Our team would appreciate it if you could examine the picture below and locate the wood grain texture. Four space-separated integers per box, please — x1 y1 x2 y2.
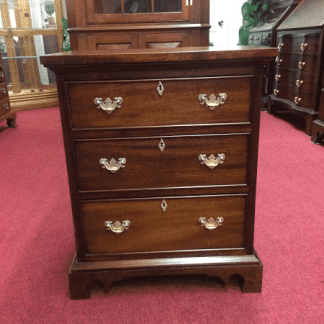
81 195 246 255
41 46 278 67
69 252 263 299
74 134 248 191
277 31 322 54
269 19 324 135
67 76 252 129
40 46 278 299
65 0 209 50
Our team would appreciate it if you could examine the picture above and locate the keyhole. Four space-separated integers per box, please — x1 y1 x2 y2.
161 199 167 212
157 81 164 96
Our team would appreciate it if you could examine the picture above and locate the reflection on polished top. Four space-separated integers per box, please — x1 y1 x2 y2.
40 46 279 66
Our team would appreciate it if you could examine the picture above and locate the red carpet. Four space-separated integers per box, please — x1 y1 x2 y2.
0 107 323 323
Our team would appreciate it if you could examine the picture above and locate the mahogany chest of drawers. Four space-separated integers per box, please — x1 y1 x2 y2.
268 0 324 136
0 52 17 129
41 46 278 299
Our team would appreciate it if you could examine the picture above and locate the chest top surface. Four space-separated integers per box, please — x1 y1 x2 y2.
41 46 278 68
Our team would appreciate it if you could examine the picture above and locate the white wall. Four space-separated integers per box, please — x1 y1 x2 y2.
209 0 245 47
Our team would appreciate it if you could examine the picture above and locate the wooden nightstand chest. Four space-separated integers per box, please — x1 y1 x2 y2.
41 46 278 299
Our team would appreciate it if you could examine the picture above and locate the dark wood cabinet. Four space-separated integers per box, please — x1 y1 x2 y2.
0 52 17 130
41 46 278 299
248 0 300 107
66 0 210 50
268 0 324 136
311 71 324 143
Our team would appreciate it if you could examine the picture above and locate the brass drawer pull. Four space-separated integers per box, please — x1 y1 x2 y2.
105 220 130 234
275 57 282 65
100 157 126 173
278 43 284 50
199 217 224 230
0 87 6 94
274 89 279 96
3 103 9 110
275 74 281 81
296 80 303 88
298 61 306 70
294 97 302 105
94 97 123 114
199 153 225 169
198 93 227 110
300 43 308 51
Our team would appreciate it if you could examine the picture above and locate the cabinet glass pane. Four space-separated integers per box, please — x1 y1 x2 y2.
124 0 151 13
154 0 182 13
95 0 152 14
95 0 122 14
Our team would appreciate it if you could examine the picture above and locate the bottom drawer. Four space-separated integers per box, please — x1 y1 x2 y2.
81 195 246 255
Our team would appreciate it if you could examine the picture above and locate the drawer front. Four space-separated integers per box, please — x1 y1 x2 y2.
294 89 316 109
275 54 319 74
81 195 246 255
74 134 248 192
278 32 321 54
261 33 271 46
144 32 188 48
0 97 10 116
251 33 262 45
274 68 316 93
67 76 252 129
88 34 139 51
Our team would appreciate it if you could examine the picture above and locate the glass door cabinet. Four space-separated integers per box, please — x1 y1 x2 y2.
66 0 210 50
88 0 188 23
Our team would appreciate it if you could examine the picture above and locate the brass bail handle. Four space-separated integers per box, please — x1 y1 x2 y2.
199 153 225 169
199 217 224 230
94 97 123 114
100 157 126 173
198 93 227 110
105 220 130 234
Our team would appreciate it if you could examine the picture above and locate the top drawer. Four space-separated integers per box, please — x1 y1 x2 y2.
277 32 321 54
66 76 252 130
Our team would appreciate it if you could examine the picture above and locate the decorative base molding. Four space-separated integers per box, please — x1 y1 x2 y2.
0 111 17 132
268 94 318 136
69 252 263 299
9 88 58 111
311 118 324 144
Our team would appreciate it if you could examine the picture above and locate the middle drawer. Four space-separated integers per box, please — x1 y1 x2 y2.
74 134 248 192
